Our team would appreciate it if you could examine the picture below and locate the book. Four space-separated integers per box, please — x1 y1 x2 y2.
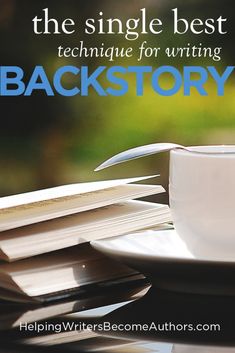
0 175 171 302
0 200 170 261
0 175 161 232
0 244 139 302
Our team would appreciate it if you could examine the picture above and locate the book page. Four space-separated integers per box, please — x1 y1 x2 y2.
0 201 170 261
0 183 164 231
0 175 158 209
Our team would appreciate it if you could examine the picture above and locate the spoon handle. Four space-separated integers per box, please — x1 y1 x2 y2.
95 143 184 171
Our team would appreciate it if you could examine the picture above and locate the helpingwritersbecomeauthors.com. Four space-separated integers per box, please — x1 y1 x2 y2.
19 321 221 334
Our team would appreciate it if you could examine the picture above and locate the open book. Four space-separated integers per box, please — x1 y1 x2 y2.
0 175 171 302
0 175 161 231
0 200 170 261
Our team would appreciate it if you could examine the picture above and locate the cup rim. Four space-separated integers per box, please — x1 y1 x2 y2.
171 145 235 156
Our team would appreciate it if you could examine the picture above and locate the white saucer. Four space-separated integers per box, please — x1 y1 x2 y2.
91 229 235 295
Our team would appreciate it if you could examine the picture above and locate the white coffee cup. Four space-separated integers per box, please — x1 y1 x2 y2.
169 145 235 260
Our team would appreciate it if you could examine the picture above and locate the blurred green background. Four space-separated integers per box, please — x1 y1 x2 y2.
0 0 235 204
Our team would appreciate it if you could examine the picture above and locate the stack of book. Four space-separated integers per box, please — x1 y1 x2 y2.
0 175 171 303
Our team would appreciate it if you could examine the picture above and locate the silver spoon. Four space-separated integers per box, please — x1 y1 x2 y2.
95 143 234 171
94 143 187 171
